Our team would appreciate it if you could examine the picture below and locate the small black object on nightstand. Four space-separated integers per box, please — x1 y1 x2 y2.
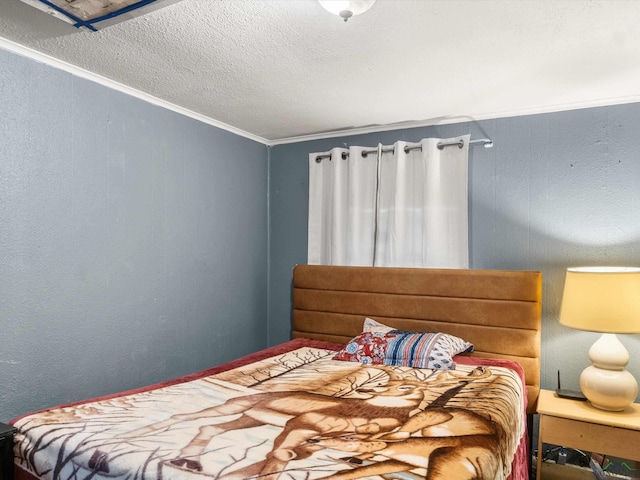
556 370 587 401
0 423 16 480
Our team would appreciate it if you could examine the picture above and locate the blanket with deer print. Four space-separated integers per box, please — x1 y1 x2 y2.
13 344 526 480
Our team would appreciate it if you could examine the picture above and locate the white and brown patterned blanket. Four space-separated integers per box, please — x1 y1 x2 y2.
13 346 525 480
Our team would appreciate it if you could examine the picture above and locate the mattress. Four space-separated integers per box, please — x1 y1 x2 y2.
12 338 528 480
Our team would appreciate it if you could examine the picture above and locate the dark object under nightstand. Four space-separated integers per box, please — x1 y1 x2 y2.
0 423 16 480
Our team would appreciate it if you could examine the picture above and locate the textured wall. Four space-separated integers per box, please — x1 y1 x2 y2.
4 39 640 427
269 105 640 399
0 49 268 421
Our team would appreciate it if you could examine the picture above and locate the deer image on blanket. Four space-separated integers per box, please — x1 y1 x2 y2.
308 406 503 480
118 366 491 480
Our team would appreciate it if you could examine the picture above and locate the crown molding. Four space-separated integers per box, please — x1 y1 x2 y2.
4 37 640 149
269 95 640 146
0 37 269 146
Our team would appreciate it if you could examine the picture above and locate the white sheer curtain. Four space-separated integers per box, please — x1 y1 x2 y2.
308 135 469 268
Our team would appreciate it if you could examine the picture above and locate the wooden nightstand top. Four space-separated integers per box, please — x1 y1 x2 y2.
538 389 640 431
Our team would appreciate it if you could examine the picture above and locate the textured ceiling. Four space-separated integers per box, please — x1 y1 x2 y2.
1 0 640 144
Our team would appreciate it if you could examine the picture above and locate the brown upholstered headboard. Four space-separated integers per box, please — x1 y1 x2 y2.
292 265 542 414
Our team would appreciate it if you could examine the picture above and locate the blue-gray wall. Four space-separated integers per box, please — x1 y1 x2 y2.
269 106 640 400
4 42 640 425
0 48 268 420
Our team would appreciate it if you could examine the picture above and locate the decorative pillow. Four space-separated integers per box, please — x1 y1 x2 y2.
362 317 394 334
333 329 473 370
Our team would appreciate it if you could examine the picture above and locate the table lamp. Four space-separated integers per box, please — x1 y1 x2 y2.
559 267 640 411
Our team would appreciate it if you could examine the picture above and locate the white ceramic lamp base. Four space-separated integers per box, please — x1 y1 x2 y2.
580 333 638 411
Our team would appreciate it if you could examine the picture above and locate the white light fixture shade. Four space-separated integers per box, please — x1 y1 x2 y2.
559 267 640 411
318 0 376 21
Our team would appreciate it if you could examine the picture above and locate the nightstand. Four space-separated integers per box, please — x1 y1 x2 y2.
536 389 640 480
0 423 16 480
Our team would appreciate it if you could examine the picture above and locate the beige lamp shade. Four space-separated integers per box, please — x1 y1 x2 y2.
559 267 640 334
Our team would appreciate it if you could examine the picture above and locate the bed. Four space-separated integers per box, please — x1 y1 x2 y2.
10 265 542 480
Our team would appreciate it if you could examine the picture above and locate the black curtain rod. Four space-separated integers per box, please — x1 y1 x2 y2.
314 137 493 162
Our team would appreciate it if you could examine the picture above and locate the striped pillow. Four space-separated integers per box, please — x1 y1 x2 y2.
333 330 473 370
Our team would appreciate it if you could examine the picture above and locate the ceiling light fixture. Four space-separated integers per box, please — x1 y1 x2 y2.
318 0 376 22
